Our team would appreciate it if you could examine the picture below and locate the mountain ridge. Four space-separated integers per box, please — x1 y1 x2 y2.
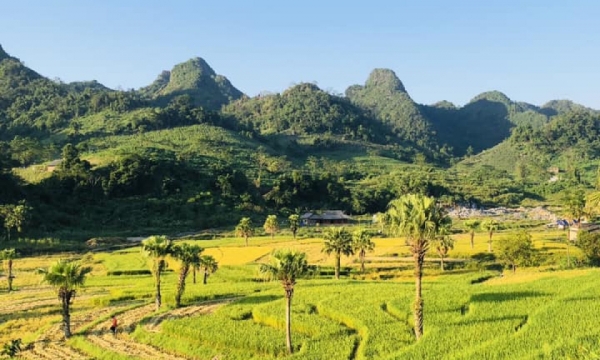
140 57 243 110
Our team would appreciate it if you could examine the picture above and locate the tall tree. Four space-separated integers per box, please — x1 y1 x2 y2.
172 243 204 307
141 235 172 310
322 227 354 280
235 217 253 247
577 231 600 266
433 226 454 271
263 215 279 240
288 214 300 240
564 190 587 266
564 189 587 224
352 229 375 273
481 219 499 253
0 203 30 242
496 231 535 273
200 255 219 284
463 219 480 249
0 249 17 291
259 250 308 354
387 194 449 340
38 260 92 338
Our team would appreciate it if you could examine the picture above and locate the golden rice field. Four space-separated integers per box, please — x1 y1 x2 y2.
0 227 597 359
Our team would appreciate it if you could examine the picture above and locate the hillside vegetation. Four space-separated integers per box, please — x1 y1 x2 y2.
0 43 599 239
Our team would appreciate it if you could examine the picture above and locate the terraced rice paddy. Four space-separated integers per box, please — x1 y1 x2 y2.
1 229 598 359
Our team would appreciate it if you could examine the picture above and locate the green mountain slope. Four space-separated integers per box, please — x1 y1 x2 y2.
423 91 551 155
345 69 436 149
140 57 243 110
223 82 393 143
457 111 600 185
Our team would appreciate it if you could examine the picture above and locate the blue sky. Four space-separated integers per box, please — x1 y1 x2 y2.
1 0 598 108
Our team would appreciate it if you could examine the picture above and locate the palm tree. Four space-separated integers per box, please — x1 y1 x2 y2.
481 219 499 253
564 189 587 224
374 212 390 235
0 249 17 291
141 235 172 310
38 260 92 338
433 226 454 271
564 190 587 266
200 255 219 284
463 219 480 249
289 214 300 240
172 243 204 307
236 217 253 246
352 229 375 273
259 250 308 354
263 215 279 240
322 227 354 280
387 194 449 340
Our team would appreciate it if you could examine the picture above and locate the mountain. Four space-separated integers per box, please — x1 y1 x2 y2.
65 80 111 92
423 91 555 155
458 110 600 183
540 100 599 117
140 57 243 110
0 44 9 61
345 69 436 150
222 82 396 143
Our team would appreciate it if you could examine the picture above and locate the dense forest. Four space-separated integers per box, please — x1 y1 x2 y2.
0 43 599 240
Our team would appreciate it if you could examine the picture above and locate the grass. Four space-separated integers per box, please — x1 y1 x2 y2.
0 226 597 359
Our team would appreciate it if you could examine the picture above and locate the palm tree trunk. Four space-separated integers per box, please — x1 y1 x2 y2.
203 270 208 284
193 267 197 284
360 250 365 274
488 233 493 253
7 259 13 292
155 271 162 310
566 233 571 268
175 265 189 308
470 232 475 249
512 263 516 273
62 293 71 338
285 288 293 354
335 253 341 280
413 241 425 340
271 232 274 240
440 256 444 271
245 235 248 247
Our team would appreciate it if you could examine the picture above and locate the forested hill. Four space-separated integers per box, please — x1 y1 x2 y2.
345 69 438 151
1 43 600 239
420 91 549 154
458 111 600 185
223 82 395 143
139 57 243 110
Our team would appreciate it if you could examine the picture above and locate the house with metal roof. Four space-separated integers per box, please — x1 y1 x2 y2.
300 210 353 226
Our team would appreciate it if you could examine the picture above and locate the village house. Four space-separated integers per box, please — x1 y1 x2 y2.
46 159 63 172
569 223 600 242
300 210 353 226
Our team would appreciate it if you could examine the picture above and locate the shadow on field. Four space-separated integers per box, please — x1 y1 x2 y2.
561 295 598 302
471 291 547 302
234 295 281 305
0 305 61 322
459 315 524 326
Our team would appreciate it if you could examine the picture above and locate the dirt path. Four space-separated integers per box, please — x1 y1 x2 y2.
145 298 236 332
0 294 96 315
85 303 190 360
21 340 90 360
19 305 121 360
21 298 239 359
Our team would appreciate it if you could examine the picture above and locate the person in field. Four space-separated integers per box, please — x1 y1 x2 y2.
110 316 117 336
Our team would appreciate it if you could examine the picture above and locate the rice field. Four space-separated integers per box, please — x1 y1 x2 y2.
0 227 598 359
